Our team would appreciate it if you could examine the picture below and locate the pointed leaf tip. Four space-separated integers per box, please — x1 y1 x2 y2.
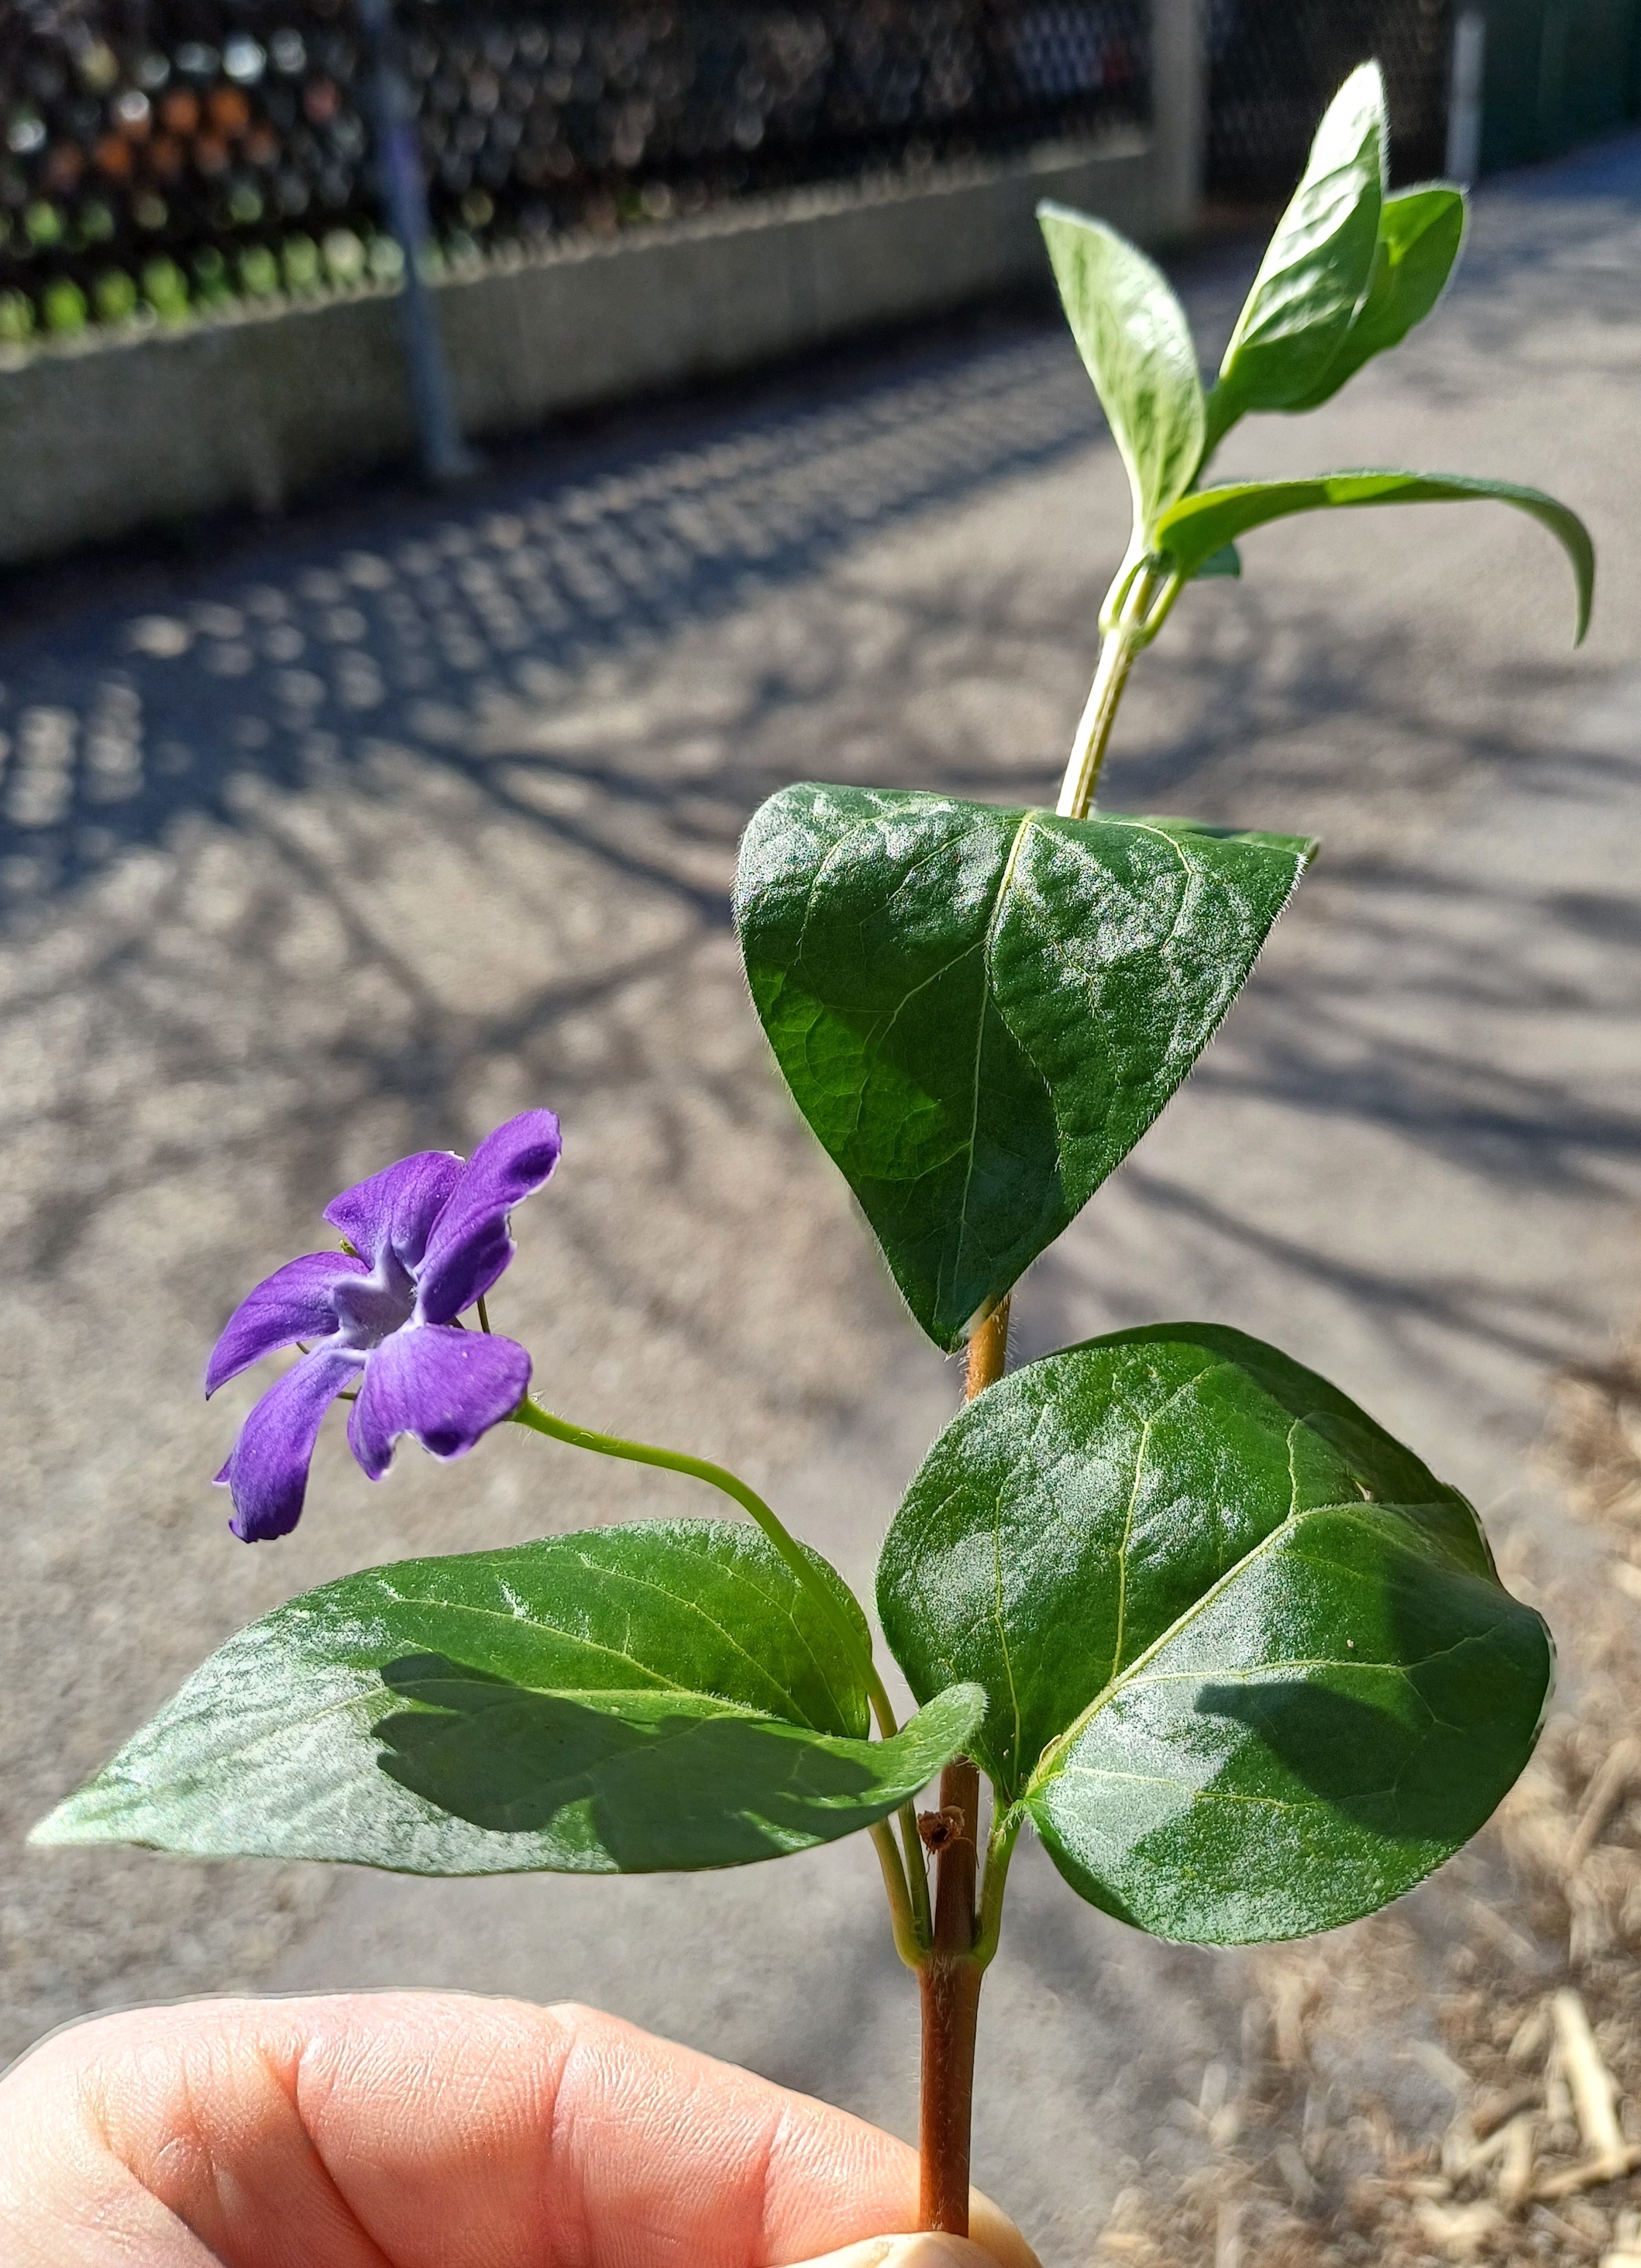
1216 63 1387 425
737 789 1312 1351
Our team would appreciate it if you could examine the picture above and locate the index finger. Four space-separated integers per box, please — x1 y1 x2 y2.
0 1991 1039 2268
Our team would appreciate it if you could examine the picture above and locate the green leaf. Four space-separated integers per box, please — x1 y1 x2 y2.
33 1521 985 1875
1288 184 1467 411
1154 470 1594 642
877 1324 1552 1944
1196 541 1241 579
736 788 1313 1352
1213 63 1386 423
1038 201 1204 535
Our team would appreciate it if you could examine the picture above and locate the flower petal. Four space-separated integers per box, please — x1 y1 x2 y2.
415 1110 562 1325
205 1251 370 1396
217 1347 359 1542
346 1325 531 1481
324 1151 465 1273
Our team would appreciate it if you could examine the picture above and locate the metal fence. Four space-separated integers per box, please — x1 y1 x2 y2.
0 0 1490 348
0 1 1151 339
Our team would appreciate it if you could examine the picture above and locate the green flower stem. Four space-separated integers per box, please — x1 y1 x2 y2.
1056 559 1163 819
509 1393 934 1950
897 1800 934 1951
970 1802 1023 1972
510 1396 879 1702
872 1819 927 1967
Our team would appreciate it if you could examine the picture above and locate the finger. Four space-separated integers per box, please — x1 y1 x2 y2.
0 1993 1039 2268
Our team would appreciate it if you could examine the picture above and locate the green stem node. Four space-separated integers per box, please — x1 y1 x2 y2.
1056 559 1165 818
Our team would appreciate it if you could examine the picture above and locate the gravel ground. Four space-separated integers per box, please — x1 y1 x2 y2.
3 133 1639 2264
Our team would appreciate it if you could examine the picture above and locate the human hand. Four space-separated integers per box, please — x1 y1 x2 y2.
0 1991 1039 2268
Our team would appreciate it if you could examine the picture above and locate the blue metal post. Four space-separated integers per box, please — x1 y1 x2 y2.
356 0 476 483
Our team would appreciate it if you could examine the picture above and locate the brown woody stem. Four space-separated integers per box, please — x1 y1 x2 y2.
917 1302 1011 2232
919 1757 982 2235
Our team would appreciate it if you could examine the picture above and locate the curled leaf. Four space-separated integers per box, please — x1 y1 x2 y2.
1155 470 1594 642
1213 63 1387 430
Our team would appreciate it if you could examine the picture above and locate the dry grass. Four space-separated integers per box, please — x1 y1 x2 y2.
1093 1338 1641 2268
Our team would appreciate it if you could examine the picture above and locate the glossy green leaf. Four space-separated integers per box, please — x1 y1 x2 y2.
1196 542 1242 579
1213 63 1386 427
1038 201 1204 535
33 1522 984 1874
877 1324 1551 1943
1154 471 1594 642
736 788 1313 1352
1288 184 1467 411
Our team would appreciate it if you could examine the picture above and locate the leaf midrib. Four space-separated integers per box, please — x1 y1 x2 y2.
949 810 1036 1306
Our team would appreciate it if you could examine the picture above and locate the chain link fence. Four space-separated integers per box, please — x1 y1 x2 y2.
0 0 1151 340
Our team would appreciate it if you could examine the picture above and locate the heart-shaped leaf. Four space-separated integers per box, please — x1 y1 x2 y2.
1208 62 1386 446
1038 201 1204 537
1288 184 1467 411
34 1522 984 1874
736 787 1313 1351
877 1324 1551 1943
1153 470 1594 641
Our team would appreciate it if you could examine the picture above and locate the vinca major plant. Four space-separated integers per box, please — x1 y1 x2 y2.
36 65 1594 2241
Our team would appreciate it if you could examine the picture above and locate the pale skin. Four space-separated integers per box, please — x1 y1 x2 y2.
0 1991 1040 2268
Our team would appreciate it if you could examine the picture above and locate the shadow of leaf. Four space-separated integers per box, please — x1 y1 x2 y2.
1190 1670 1526 1845
372 1652 882 1870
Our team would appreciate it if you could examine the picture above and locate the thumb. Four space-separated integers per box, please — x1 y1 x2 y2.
790 2239 1034 2268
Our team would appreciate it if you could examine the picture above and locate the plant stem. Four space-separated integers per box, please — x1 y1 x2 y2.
1056 561 1162 820
872 1819 927 1967
919 534 1167 2230
920 1757 983 2235
965 1299 1010 1398
509 1396 896 1733
971 1803 1023 1969
922 544 1167 2202
913 1299 1017 2229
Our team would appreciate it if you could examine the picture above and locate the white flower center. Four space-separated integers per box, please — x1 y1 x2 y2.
331 1252 418 1351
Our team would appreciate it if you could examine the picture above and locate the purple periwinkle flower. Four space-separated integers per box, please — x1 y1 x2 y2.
206 1110 562 1542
